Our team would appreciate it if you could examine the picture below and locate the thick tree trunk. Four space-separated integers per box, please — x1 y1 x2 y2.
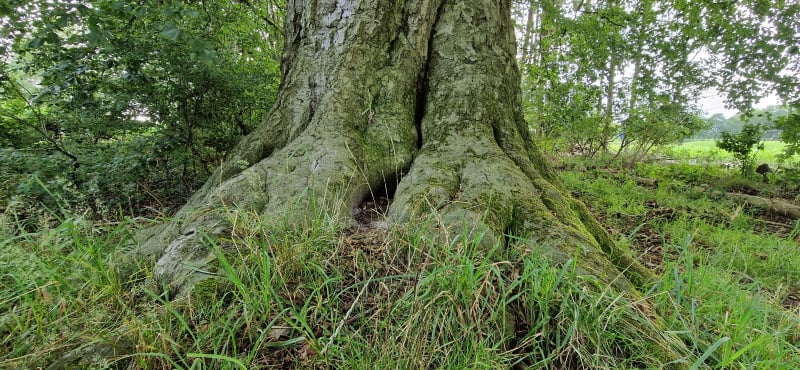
121 0 688 365
128 0 435 294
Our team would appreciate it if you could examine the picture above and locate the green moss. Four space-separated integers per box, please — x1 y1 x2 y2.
191 277 234 311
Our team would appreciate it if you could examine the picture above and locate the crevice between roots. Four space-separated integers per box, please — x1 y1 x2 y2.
353 173 400 230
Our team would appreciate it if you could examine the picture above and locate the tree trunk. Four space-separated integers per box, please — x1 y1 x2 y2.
520 0 536 65
123 0 688 365
616 0 651 159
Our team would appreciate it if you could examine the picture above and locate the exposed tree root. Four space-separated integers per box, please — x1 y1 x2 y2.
52 0 692 367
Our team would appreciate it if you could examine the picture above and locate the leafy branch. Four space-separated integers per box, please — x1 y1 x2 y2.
1 74 80 171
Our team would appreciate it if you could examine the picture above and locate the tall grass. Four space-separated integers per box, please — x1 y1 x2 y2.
0 214 135 369
561 166 800 368
2 165 799 368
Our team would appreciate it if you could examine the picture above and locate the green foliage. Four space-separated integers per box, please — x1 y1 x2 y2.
696 2 800 108
517 1 799 154
716 124 764 175
0 87 39 147
775 104 800 160
622 101 709 158
529 81 607 155
0 0 284 218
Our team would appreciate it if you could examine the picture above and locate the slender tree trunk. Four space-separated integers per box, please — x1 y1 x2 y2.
602 54 617 152
616 0 651 158
530 0 555 137
121 0 688 366
599 0 619 153
521 0 537 65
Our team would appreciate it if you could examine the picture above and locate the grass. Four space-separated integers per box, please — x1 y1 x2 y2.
2 158 799 369
0 214 134 368
560 164 800 368
666 140 791 165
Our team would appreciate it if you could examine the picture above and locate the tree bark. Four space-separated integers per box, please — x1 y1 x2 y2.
725 192 800 219
520 0 536 65
615 0 651 158
121 0 688 365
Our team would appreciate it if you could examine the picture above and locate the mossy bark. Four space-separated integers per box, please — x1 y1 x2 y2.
125 0 439 295
121 0 687 365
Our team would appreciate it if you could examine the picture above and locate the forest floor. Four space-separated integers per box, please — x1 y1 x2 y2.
1 155 799 369
558 159 800 312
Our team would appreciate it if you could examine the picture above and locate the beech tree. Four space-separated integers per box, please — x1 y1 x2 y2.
115 0 691 365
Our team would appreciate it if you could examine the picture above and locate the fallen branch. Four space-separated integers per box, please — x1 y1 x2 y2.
725 192 800 219
632 176 659 188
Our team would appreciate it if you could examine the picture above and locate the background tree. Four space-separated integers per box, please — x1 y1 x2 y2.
514 0 798 157
689 106 788 141
776 104 800 159
0 0 283 216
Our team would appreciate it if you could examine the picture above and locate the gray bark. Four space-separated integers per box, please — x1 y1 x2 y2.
113 0 689 366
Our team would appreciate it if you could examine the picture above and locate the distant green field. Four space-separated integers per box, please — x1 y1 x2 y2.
667 140 789 164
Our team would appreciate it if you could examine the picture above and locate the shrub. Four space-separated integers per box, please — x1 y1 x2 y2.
716 123 764 176
776 106 800 161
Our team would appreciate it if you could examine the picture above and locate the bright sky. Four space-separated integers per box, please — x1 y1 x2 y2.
697 89 782 118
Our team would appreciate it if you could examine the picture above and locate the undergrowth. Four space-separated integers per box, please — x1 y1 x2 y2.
561 161 800 368
2 158 799 369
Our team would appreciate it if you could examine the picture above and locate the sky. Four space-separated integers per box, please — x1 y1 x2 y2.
697 89 782 118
